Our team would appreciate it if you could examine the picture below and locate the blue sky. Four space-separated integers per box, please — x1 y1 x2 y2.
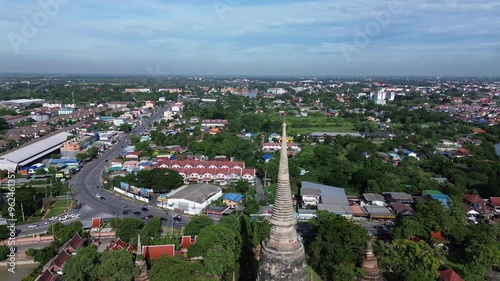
0 0 499 76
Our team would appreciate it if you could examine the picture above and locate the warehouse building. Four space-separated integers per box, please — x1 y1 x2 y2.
160 183 223 215
0 132 72 171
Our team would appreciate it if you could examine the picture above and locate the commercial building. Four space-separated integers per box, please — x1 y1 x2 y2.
160 183 223 215
0 132 72 171
1 98 46 108
300 181 352 219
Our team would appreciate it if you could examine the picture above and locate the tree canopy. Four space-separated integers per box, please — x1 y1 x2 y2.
183 215 214 236
308 211 370 281
122 168 184 193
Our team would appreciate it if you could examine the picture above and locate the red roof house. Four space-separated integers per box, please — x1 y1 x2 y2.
36 269 59 281
430 231 446 243
66 233 85 253
180 236 197 250
142 244 175 260
463 194 486 214
48 250 70 271
108 238 136 253
91 218 102 230
439 269 464 281
491 197 500 207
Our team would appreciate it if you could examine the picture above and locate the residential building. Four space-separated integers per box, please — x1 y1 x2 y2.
266 88 287 95
124 88 150 93
221 193 244 208
201 119 229 128
31 112 52 122
60 136 92 158
301 188 321 207
58 107 75 115
423 190 451 207
439 269 464 281
362 193 386 206
463 194 486 215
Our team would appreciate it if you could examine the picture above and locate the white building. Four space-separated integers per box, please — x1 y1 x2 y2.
124 88 150 93
267 88 287 95
31 112 51 122
113 115 131 127
163 111 174 121
301 188 321 207
369 88 396 105
58 107 76 115
201 119 229 128
161 183 223 215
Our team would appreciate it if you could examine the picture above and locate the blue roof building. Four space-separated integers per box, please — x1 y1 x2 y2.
429 194 451 207
222 193 244 204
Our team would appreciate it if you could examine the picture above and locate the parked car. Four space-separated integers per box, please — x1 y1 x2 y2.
28 224 38 228
96 194 101 198
173 215 182 222
133 211 141 216
141 207 149 212
100 197 106 201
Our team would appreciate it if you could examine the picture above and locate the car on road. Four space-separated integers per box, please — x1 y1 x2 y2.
173 215 182 222
100 197 106 201
141 207 149 212
133 211 141 216
374 225 384 229
160 217 168 222
28 224 38 228
44 221 52 225
96 194 101 198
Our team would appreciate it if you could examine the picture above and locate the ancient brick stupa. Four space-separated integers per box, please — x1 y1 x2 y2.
359 240 384 281
257 122 306 281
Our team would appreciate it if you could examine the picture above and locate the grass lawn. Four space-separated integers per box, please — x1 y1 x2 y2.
306 265 322 281
287 117 356 135
45 200 74 218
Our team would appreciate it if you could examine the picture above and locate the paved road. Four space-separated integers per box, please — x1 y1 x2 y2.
17 103 189 236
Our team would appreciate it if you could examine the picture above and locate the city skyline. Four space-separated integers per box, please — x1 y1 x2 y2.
1 0 499 76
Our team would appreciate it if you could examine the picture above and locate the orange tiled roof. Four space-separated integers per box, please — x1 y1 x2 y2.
430 231 446 243
440 269 464 281
142 244 175 260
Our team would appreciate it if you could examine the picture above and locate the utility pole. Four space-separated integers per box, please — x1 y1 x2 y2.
21 203 25 221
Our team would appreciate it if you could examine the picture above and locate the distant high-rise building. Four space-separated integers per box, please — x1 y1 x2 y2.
257 122 306 281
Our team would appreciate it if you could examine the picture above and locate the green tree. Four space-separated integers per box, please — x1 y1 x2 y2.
184 215 214 236
97 249 138 281
124 168 184 193
76 152 87 162
308 211 370 281
0 225 9 240
378 239 439 281
194 224 242 279
0 245 9 260
48 221 83 242
392 217 427 239
218 215 241 233
205 244 235 279
149 255 208 281
116 218 144 243
332 262 358 281
63 246 99 281
142 217 162 245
